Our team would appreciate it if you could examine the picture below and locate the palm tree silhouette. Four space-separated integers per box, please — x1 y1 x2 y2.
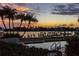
2 6 17 33
3 6 17 33
26 13 36 29
15 14 25 28
27 14 38 27
0 5 38 38
10 9 17 29
21 13 38 37
15 13 26 34
0 9 7 29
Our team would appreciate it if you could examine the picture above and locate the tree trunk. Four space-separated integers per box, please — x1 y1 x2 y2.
16 21 23 34
28 21 31 29
12 20 14 34
9 18 11 34
19 21 23 28
1 16 6 29
21 21 31 38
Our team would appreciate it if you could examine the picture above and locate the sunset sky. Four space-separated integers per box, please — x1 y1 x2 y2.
0 3 79 28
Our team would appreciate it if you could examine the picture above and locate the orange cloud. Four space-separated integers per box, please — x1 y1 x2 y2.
16 6 32 12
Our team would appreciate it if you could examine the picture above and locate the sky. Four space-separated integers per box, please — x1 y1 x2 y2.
0 3 79 28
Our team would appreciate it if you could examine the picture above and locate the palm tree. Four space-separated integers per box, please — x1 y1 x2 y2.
15 14 26 34
2 6 17 33
10 9 17 29
2 6 11 30
21 13 38 37
15 14 25 28
26 13 35 29
0 9 7 29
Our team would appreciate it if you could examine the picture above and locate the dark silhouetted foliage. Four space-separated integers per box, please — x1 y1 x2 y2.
0 41 48 56
65 36 79 56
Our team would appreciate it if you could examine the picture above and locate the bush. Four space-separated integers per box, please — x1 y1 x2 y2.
65 37 79 56
0 41 48 56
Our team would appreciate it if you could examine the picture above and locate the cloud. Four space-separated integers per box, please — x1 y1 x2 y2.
51 3 79 15
0 3 32 12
